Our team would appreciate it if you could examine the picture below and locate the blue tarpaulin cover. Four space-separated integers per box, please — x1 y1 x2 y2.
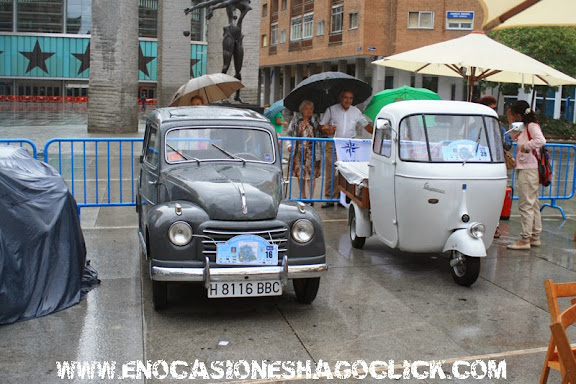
0 147 96 325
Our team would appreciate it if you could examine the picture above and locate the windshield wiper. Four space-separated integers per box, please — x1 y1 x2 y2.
211 143 245 164
166 144 200 165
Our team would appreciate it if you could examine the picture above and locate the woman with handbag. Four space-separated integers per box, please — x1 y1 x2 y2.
506 100 546 250
476 96 513 238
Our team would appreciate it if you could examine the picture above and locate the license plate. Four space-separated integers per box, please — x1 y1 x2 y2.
216 234 278 266
208 281 282 298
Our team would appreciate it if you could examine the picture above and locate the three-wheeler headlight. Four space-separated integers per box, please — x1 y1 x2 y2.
468 222 485 239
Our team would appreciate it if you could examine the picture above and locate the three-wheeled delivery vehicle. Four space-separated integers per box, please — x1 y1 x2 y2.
338 100 507 286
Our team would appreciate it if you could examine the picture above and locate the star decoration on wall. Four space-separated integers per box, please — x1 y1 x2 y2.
72 44 90 74
139 46 155 78
20 41 55 74
190 58 200 78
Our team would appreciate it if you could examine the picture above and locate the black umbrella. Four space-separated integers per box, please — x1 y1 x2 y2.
283 71 372 113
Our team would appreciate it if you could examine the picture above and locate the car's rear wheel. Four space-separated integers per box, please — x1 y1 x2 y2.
152 280 167 310
293 277 320 304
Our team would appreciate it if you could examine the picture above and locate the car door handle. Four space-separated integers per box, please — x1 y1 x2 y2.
367 164 374 167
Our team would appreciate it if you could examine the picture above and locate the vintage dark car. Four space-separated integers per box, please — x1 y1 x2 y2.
136 106 327 309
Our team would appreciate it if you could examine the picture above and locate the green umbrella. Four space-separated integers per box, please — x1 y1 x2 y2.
363 86 441 122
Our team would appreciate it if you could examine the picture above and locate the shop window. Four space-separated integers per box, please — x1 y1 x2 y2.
422 76 439 93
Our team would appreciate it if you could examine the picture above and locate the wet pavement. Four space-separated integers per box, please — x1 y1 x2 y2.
1 103 576 383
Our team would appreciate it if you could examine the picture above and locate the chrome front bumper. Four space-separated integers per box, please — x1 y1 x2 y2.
150 256 328 288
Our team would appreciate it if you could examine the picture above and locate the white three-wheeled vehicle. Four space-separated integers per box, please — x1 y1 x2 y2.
339 100 507 286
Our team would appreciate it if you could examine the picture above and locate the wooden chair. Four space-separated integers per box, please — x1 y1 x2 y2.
550 303 576 383
541 280 576 384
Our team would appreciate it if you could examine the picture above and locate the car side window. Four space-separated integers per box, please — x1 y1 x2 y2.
144 124 159 167
372 118 392 158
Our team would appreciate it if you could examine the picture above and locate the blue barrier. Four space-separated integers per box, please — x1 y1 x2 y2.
0 139 37 158
2 137 575 218
43 138 143 211
510 143 576 219
279 137 338 203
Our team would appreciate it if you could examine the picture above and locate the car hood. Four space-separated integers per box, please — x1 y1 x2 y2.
163 163 282 220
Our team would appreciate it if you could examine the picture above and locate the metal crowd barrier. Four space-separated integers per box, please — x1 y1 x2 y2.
510 143 576 219
43 138 143 211
0 139 37 158
1 138 575 218
279 137 338 204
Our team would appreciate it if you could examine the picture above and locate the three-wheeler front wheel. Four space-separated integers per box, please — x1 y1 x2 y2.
450 250 480 286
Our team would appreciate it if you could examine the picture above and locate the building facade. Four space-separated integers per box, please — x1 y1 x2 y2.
0 0 208 102
259 0 486 107
258 0 575 121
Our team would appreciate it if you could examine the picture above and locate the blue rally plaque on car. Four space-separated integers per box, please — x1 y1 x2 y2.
216 235 278 265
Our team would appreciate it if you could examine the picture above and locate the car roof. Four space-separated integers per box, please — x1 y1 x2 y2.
379 100 499 119
151 106 271 126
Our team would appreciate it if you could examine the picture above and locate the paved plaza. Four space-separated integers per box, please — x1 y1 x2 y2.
1 103 576 383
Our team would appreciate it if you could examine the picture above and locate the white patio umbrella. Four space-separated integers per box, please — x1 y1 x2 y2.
480 0 576 30
169 73 244 106
372 31 576 101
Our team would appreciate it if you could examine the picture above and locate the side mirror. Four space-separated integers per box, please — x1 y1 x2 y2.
376 118 391 130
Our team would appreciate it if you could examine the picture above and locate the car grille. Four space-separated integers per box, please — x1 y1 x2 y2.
201 226 288 261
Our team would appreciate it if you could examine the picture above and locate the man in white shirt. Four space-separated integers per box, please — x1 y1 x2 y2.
318 90 373 208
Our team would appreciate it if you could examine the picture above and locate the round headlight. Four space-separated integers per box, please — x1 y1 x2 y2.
168 221 193 246
468 223 485 239
291 219 314 243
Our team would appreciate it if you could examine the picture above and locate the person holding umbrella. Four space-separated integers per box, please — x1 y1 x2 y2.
286 100 321 205
318 90 373 208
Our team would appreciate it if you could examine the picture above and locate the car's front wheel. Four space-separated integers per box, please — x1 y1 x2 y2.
152 280 167 310
293 278 320 304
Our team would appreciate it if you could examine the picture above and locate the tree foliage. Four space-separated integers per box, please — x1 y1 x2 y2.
489 27 576 78
487 27 576 113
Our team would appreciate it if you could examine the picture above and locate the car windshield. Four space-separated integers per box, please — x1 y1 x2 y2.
398 114 504 163
165 126 276 164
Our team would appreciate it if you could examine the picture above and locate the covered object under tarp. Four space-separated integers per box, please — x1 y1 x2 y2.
0 147 92 325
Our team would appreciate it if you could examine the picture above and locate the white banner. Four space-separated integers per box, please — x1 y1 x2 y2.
334 138 372 162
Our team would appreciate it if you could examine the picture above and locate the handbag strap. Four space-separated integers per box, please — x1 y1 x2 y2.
525 124 540 161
